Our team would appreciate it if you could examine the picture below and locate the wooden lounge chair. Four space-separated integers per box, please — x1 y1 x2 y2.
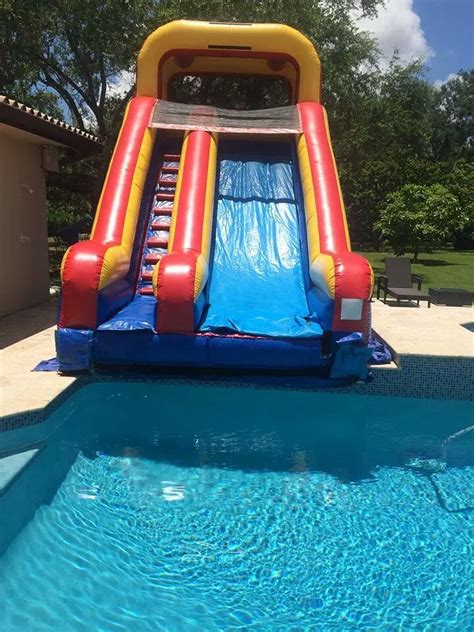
376 257 431 307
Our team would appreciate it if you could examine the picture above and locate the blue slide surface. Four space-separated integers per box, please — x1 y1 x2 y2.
200 143 323 338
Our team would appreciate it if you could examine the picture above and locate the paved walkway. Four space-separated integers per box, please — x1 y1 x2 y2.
1 298 472 417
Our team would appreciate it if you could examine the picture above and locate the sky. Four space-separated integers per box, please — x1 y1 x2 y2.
355 0 474 84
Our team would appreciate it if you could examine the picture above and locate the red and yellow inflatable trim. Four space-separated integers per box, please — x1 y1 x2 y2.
297 102 374 334
59 96 156 329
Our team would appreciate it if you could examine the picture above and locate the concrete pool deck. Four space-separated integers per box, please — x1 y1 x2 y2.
1 298 473 418
371 300 473 358
1 299 75 418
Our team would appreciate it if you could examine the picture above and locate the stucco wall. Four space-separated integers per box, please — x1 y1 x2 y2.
0 132 49 317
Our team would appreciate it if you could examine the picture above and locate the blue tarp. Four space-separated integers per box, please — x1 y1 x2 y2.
32 357 59 372
368 334 393 365
200 146 323 338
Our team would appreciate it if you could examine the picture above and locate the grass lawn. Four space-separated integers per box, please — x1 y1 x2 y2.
358 250 474 292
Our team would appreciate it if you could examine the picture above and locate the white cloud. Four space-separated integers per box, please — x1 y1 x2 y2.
108 70 135 98
355 0 434 68
433 72 460 89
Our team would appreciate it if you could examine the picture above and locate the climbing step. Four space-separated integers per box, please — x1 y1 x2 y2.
137 151 180 296
151 221 171 231
147 236 169 248
139 286 154 296
141 270 154 281
153 207 173 216
145 253 164 265
158 178 177 187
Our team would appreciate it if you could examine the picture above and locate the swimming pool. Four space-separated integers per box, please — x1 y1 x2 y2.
0 382 473 630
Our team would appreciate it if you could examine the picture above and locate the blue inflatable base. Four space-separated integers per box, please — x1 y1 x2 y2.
56 328 370 380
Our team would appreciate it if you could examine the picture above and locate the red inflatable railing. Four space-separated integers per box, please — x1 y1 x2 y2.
297 102 373 335
59 97 156 329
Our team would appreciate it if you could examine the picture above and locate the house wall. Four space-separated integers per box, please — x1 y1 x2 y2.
0 132 49 317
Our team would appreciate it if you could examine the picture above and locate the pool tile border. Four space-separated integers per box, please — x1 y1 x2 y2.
1 353 472 434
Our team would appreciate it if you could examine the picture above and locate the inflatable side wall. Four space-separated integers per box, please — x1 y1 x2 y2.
59 96 157 329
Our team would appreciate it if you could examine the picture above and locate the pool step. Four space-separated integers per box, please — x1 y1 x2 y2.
0 447 42 494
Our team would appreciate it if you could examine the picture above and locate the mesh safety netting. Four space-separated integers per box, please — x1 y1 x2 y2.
149 100 301 134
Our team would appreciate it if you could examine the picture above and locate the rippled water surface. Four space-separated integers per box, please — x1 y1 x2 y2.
0 382 473 631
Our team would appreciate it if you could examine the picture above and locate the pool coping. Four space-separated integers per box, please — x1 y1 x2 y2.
1 352 473 434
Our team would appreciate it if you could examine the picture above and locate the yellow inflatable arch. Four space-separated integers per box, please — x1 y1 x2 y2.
137 20 321 103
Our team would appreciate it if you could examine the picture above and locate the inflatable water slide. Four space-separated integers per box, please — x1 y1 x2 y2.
57 21 373 379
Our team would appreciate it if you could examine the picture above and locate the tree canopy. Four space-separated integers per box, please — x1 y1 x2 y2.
375 184 467 260
1 0 472 251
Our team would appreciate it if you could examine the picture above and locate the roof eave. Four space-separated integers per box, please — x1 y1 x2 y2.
0 97 102 158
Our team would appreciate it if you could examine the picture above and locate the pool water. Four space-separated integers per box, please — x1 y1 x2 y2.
0 382 473 631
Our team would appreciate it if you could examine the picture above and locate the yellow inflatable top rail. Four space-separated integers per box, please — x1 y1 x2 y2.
137 20 321 103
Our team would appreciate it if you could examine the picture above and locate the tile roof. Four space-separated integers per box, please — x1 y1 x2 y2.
0 95 102 157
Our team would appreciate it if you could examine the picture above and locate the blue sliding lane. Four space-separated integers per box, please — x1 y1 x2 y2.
200 142 322 338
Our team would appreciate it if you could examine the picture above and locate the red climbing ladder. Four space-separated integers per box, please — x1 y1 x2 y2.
137 153 180 295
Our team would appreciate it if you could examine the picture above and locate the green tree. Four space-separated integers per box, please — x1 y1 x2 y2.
375 184 467 261
1 0 380 136
1 0 381 176
342 61 439 245
1 0 163 240
0 0 160 138
443 159 474 248
6 0 471 256
432 70 474 162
